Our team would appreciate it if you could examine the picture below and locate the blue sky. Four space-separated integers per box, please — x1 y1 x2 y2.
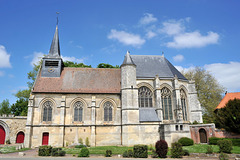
0 0 240 104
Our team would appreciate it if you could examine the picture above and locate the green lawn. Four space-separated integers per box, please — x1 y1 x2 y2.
0 146 30 154
63 144 240 155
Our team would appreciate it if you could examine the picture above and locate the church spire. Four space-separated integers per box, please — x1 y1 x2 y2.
121 51 136 66
48 25 61 57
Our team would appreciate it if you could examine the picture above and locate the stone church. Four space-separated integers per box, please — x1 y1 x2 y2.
21 25 203 148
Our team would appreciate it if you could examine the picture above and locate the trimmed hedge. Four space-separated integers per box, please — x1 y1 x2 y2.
38 146 52 156
51 148 66 156
178 137 194 146
133 145 148 158
209 137 240 147
217 139 232 153
123 149 133 158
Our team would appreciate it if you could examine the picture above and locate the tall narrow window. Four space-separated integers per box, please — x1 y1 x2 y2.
161 87 173 120
180 89 188 121
74 101 83 122
43 101 53 121
138 86 153 108
104 101 113 121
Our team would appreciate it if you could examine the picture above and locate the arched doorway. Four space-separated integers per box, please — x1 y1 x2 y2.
0 125 6 144
16 131 25 143
199 128 207 143
42 132 49 145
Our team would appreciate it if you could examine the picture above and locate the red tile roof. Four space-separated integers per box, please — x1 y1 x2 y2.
32 67 121 94
216 92 240 109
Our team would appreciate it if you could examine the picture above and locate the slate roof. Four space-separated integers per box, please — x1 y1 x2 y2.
139 108 161 122
121 51 136 66
130 55 187 80
45 25 61 58
32 67 121 93
216 92 240 110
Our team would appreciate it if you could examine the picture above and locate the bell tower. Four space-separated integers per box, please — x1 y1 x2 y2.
41 25 63 77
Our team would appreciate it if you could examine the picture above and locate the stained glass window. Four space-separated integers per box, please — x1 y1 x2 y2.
161 87 173 120
180 89 188 121
138 86 153 108
104 101 113 121
43 101 53 122
74 101 83 121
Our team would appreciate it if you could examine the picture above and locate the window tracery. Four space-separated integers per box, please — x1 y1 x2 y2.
161 87 173 120
74 101 83 122
138 86 153 108
180 89 188 121
43 101 53 122
104 101 113 121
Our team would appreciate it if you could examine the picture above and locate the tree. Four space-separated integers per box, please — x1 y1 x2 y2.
64 61 91 68
10 98 28 116
97 63 120 68
0 99 11 115
182 67 225 123
215 98 240 133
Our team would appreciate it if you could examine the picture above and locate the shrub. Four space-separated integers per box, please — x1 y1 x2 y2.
85 137 90 147
78 138 83 144
206 145 213 154
209 137 223 145
51 148 66 156
217 139 232 153
151 150 158 158
155 139 168 158
178 137 194 146
183 149 189 156
123 151 128 157
105 150 112 157
75 144 86 148
219 152 229 160
122 149 133 158
149 144 154 151
171 142 183 158
133 145 148 158
6 139 10 144
78 147 89 157
38 146 52 156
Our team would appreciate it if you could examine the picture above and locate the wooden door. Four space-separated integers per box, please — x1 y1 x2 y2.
42 132 49 145
0 125 5 144
16 132 25 143
199 129 207 143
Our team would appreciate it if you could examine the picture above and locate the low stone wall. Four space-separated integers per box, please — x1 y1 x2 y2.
215 129 240 139
0 116 27 144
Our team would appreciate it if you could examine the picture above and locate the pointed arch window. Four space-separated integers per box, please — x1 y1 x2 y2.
161 87 173 120
104 101 113 121
180 89 188 121
138 86 153 108
43 101 53 122
74 101 83 122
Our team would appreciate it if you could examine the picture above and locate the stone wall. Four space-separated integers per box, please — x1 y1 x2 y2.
0 116 27 144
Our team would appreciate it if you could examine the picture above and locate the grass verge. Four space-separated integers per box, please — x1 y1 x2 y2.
0 146 30 154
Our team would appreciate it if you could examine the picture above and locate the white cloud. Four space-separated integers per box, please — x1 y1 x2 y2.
31 52 44 66
167 31 219 48
0 71 4 77
173 54 184 62
159 18 219 49
146 31 157 39
160 20 185 36
204 62 240 92
0 45 11 68
175 66 194 73
62 56 84 63
108 29 145 47
139 13 157 25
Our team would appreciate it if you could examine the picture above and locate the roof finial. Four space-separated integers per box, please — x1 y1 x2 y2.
56 12 60 25
162 51 164 57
